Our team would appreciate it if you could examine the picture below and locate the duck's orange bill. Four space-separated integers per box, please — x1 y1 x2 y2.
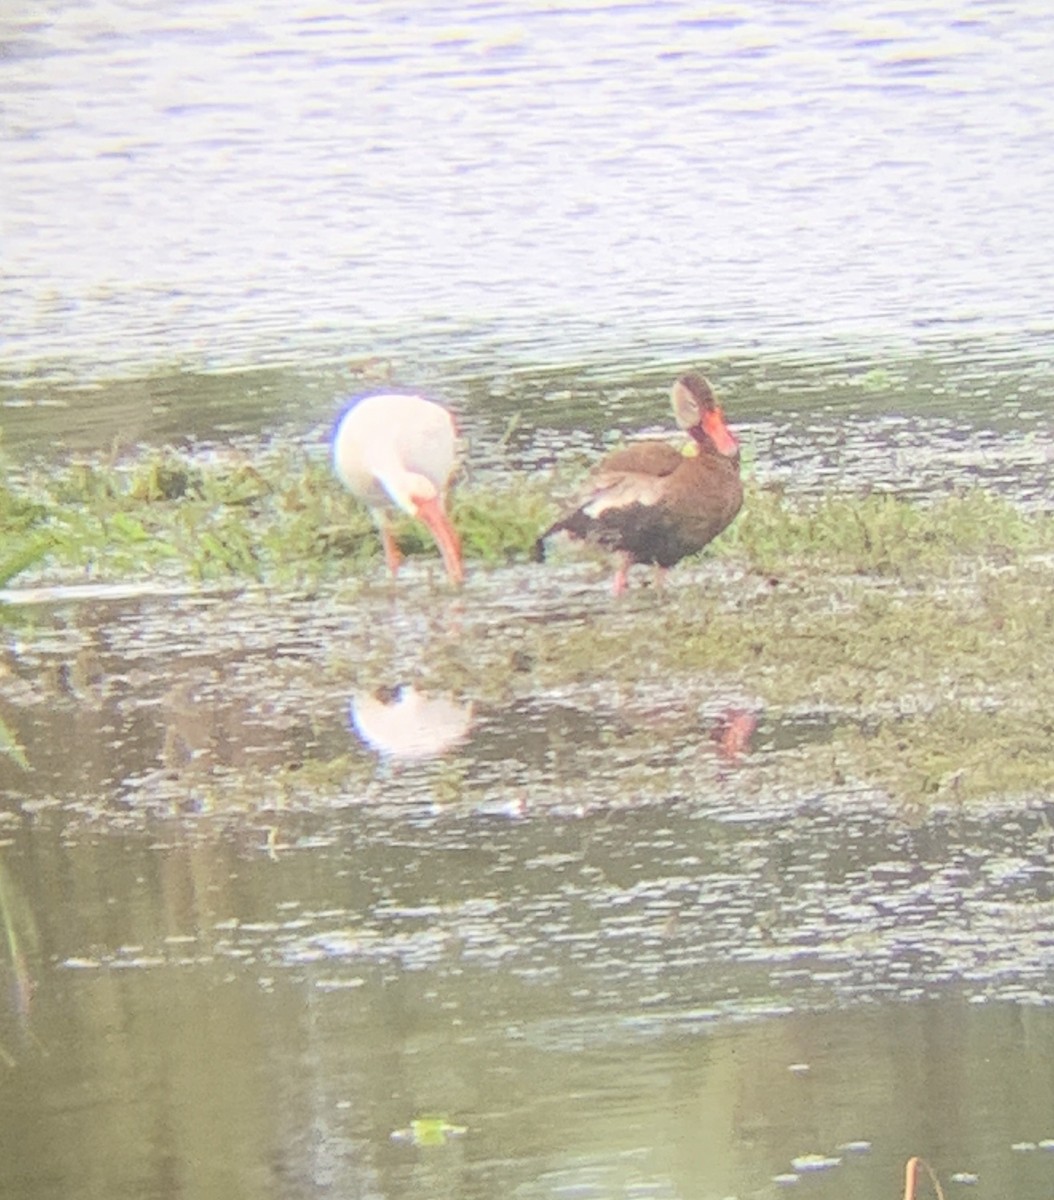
414 495 464 586
701 407 739 457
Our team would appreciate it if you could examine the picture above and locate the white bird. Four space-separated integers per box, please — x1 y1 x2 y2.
332 392 464 586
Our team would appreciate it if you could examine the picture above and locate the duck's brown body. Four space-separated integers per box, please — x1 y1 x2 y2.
534 373 743 592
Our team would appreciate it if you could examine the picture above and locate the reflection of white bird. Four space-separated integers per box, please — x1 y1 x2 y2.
332 393 464 585
350 686 474 761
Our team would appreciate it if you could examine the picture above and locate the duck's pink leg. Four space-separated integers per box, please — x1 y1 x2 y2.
611 553 633 597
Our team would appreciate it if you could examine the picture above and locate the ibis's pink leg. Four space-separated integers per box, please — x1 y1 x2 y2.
379 522 402 578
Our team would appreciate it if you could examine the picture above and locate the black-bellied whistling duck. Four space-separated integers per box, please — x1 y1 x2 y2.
534 372 743 594
332 393 464 586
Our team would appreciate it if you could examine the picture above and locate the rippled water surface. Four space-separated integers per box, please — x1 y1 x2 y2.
2 576 1054 1198
3 0 1054 380
3 350 1052 515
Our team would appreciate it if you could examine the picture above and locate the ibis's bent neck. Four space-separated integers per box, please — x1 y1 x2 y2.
375 464 438 517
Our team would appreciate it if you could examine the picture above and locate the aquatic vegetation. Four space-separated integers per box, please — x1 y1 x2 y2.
0 441 1051 811
1 447 564 585
828 705 1053 809
2 442 1051 589
726 485 1049 577
0 472 43 770
0 534 53 590
0 716 28 772
0 471 52 587
391 1116 468 1147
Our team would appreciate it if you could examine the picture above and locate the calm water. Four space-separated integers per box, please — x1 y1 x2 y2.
3 0 1054 383
3 4 1054 1198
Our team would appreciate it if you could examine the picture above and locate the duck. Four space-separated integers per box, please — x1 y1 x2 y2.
332 392 464 586
534 372 742 594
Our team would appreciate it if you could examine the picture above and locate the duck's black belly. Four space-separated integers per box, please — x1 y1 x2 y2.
562 502 704 568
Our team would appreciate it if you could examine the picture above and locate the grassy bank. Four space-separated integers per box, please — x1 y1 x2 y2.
1 446 559 586
2 444 1052 804
1 443 1050 587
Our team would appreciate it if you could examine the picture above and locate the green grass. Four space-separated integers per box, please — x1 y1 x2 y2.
1 446 563 586
2 443 1051 589
724 486 1048 575
0 475 52 586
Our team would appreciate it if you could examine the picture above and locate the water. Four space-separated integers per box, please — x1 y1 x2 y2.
3 353 1052 512
3 756 1054 1198
3 1 1054 383
2 4 1054 1196
2 580 1054 1197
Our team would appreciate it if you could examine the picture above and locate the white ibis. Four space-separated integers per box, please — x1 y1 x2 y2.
332 392 464 586
534 372 743 594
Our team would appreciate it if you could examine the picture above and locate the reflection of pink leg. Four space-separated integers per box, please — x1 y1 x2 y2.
380 523 402 578
612 553 632 597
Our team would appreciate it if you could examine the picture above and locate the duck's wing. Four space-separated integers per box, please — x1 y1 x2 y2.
534 442 686 559
578 441 685 517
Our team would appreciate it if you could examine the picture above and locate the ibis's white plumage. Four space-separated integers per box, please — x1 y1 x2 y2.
333 393 457 513
332 393 463 585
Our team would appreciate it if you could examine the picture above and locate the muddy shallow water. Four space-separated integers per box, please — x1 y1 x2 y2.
4 348 1054 517
2 567 1054 1199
